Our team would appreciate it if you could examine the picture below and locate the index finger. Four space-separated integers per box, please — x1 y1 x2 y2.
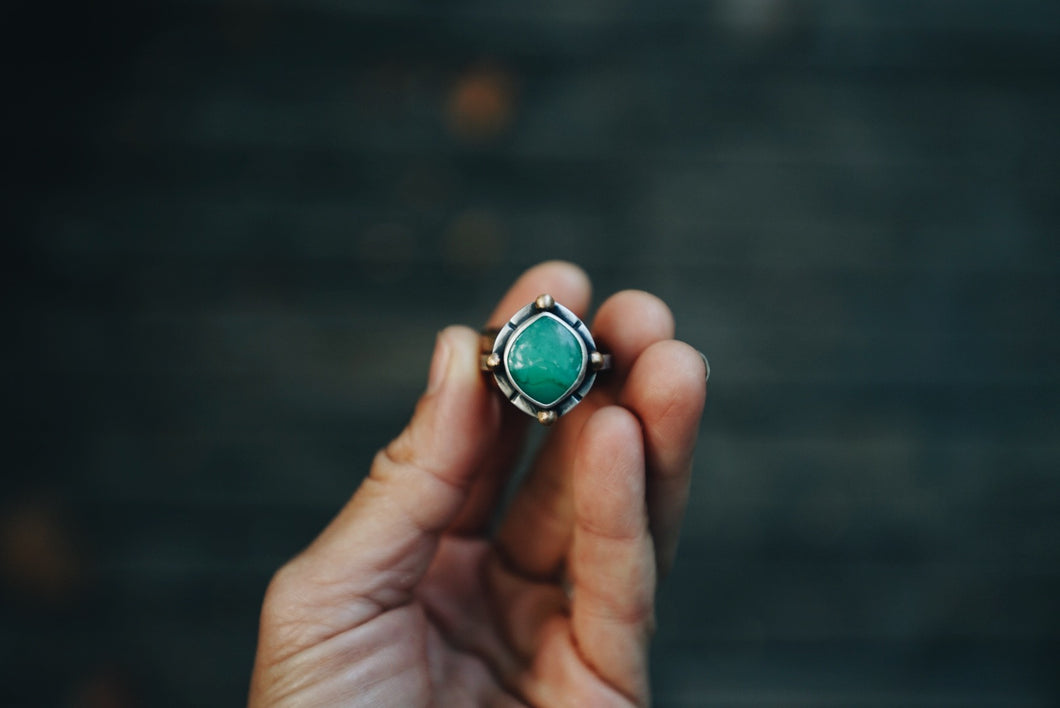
446 261 593 535
487 260 592 328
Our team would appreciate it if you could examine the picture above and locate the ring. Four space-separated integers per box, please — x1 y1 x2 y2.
481 293 612 425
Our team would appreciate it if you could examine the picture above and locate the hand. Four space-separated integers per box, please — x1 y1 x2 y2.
248 262 708 707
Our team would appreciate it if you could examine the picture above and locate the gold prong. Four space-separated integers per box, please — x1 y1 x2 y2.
590 351 606 370
486 352 502 370
536 409 557 426
534 293 555 311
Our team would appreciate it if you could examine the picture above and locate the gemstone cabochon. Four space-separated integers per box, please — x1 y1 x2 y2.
505 313 587 407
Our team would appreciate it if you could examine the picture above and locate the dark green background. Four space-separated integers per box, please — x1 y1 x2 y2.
4 1 1058 705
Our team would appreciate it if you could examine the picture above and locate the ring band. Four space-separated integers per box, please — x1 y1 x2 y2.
481 293 611 425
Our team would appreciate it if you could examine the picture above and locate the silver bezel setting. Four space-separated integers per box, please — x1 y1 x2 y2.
503 312 588 409
489 299 600 421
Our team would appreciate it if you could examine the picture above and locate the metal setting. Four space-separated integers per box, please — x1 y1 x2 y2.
502 311 588 408
482 293 611 424
534 293 555 311
536 410 558 426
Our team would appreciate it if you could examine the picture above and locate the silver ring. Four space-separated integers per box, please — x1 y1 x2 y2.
481 293 611 425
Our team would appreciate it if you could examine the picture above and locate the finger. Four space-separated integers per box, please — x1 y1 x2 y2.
619 340 707 576
445 407 526 535
590 290 676 383
495 291 674 579
569 406 655 703
265 326 500 645
486 260 592 329
447 261 591 535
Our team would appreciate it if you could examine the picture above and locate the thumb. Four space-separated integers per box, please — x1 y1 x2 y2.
270 326 500 628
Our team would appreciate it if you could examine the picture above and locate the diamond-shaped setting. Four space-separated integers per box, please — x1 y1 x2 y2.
504 313 587 408
485 295 607 424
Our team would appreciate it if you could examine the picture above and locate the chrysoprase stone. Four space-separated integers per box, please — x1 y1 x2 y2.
506 315 585 406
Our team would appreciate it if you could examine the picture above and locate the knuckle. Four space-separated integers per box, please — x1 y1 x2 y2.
261 558 304 618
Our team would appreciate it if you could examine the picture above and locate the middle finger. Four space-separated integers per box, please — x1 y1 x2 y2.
493 290 675 580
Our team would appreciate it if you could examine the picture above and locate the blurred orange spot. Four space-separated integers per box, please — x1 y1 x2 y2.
446 65 517 142
0 499 82 603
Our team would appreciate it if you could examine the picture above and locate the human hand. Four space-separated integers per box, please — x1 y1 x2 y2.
248 262 708 707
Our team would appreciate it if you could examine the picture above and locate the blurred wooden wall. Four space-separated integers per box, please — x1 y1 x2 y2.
4 1 1058 705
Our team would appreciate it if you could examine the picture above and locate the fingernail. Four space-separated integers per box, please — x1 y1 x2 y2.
426 331 451 395
698 351 710 384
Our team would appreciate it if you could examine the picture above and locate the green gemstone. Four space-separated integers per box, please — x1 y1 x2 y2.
506 315 585 407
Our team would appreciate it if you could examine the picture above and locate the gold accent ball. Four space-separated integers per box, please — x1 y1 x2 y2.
534 293 555 311
536 410 557 426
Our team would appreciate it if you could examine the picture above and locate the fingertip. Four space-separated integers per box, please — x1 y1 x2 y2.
625 340 707 427
591 291 675 376
526 260 592 297
440 323 501 417
488 261 592 327
436 324 490 389
579 405 643 457
598 290 674 333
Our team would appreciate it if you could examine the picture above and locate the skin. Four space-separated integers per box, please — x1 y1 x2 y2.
248 262 708 707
